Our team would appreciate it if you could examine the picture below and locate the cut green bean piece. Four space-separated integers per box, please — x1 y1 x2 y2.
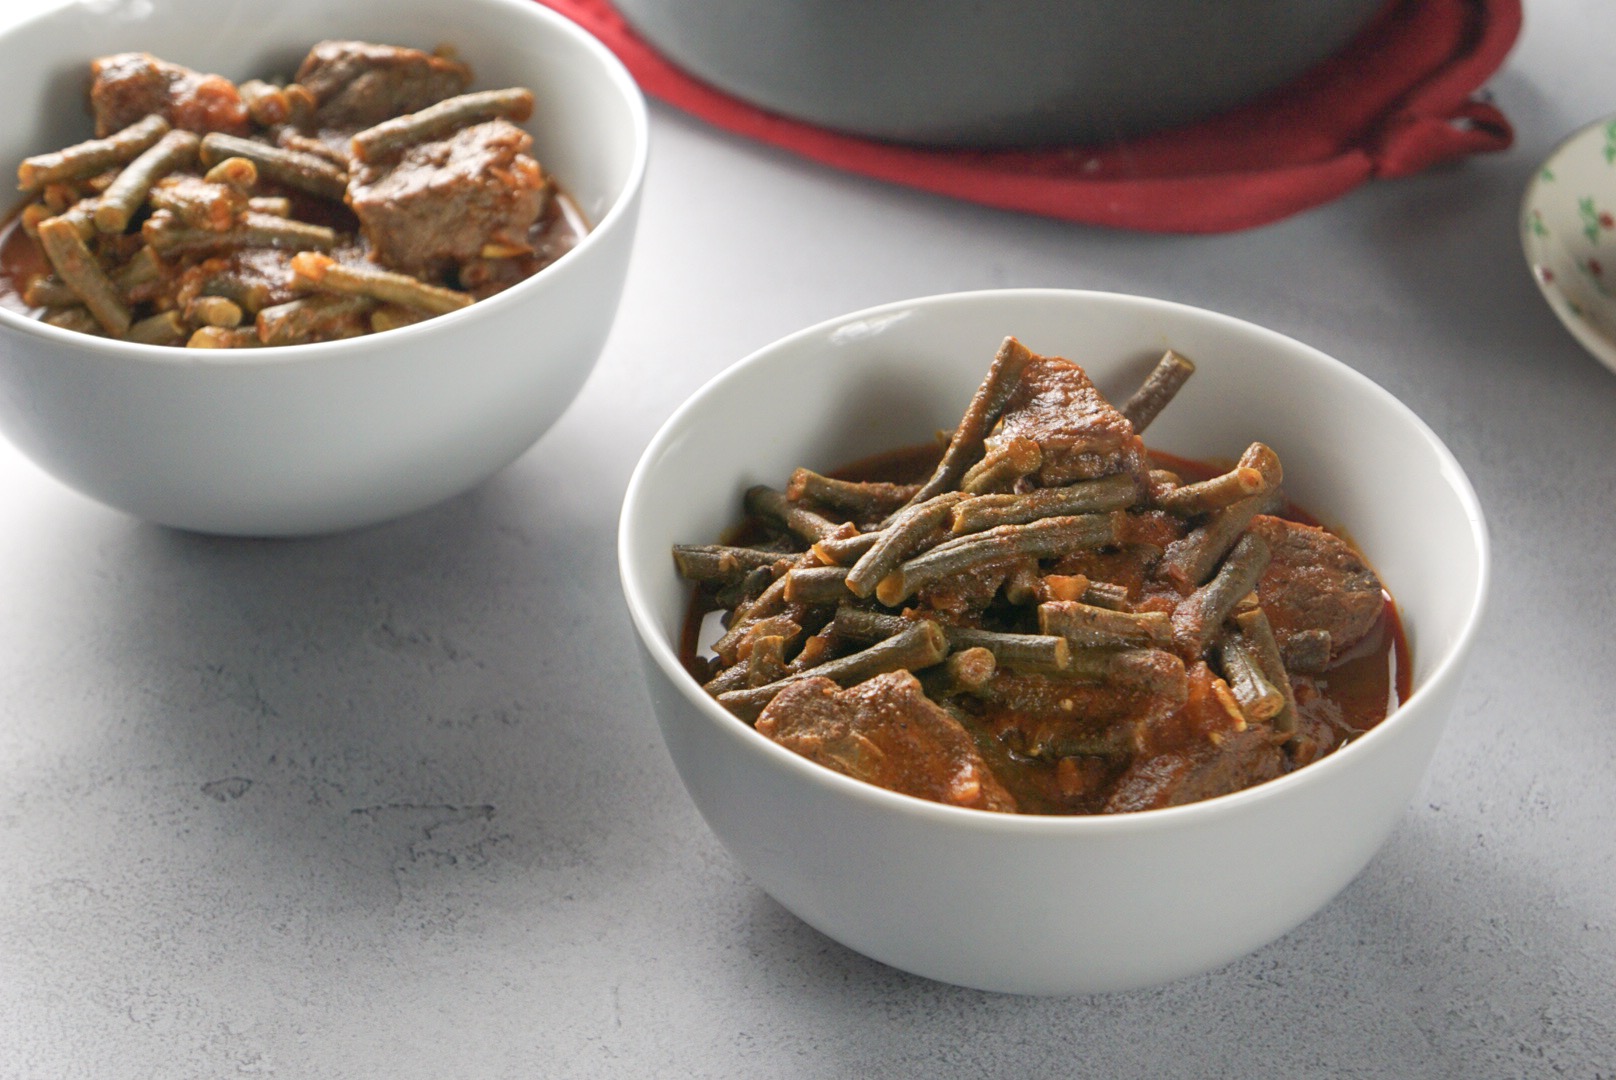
237 80 290 127
351 88 536 162
94 129 200 234
17 114 169 190
145 210 338 255
184 295 244 329
742 484 848 545
199 132 348 200
787 468 919 520
942 647 997 693
36 216 129 335
1158 493 1268 592
1038 600 1173 648
125 309 188 346
20 202 53 238
42 306 103 335
899 336 1036 511
1159 443 1283 517
1120 349 1195 433
112 245 167 299
845 491 965 599
1003 559 1041 605
194 268 277 314
833 606 1071 674
876 513 1118 607
716 619 949 720
204 155 260 189
21 274 77 308
289 251 471 315
1281 628 1332 674
672 544 783 585
245 195 290 217
783 565 852 605
827 606 915 644
812 529 884 567
49 200 99 240
1233 608 1298 735
746 636 790 687
255 294 375 346
951 474 1138 534
147 174 248 231
187 325 260 348
1171 532 1272 659
1061 646 1188 696
958 436 1041 494
703 657 754 696
1081 579 1131 610
1217 634 1285 723
369 304 429 334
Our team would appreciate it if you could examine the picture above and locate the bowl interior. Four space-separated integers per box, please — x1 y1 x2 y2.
0 0 643 272
622 289 1488 793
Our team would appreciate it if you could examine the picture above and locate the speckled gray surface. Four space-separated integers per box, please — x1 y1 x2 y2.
3 2 1615 1077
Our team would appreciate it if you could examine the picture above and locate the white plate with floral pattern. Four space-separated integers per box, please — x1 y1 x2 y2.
1522 114 1616 373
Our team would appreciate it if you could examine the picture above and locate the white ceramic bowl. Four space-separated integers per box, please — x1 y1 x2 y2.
0 0 647 535
619 290 1489 995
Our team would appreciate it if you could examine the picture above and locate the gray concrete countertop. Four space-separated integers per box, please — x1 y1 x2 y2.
3 2 1613 1077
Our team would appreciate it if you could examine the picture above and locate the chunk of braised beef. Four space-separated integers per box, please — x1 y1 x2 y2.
1099 658 1282 811
990 354 1144 486
293 40 471 132
978 675 1155 761
89 53 250 138
755 672 1018 813
1248 514 1385 661
1104 727 1286 812
346 119 545 275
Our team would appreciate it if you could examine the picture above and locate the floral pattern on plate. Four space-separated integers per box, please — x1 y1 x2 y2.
1521 116 1616 373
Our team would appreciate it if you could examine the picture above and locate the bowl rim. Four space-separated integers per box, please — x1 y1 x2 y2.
618 287 1492 835
0 0 650 368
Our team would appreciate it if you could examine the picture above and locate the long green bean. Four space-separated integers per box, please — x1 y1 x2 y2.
875 513 1118 607
1171 532 1272 658
198 132 348 200
351 88 535 162
36 216 130 335
898 336 1035 510
94 129 200 234
17 114 169 190
716 619 949 720
1120 348 1194 433
289 252 472 315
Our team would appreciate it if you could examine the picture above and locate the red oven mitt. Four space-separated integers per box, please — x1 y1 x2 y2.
533 0 1520 233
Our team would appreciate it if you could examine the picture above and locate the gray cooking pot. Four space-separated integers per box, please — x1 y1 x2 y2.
614 0 1389 147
